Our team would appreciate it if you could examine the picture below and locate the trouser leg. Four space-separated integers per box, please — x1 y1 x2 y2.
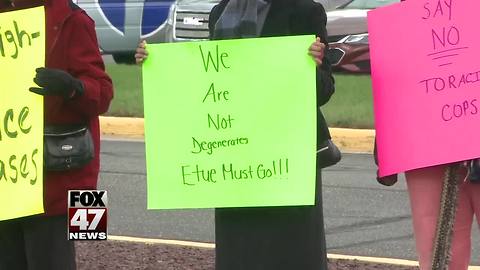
0 218 28 270
406 166 472 270
23 215 76 270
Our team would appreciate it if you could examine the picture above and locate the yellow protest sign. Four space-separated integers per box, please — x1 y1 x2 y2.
0 7 45 220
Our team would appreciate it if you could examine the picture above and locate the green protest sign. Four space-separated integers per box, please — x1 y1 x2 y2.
143 35 317 209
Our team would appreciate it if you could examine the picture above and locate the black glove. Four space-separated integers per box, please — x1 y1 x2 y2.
29 68 84 99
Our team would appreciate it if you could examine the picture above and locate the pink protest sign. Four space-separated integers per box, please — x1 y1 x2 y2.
368 0 480 177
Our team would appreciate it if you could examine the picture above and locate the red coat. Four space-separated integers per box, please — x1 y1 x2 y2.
1 0 114 216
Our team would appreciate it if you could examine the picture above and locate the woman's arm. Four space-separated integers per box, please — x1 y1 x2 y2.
65 12 113 117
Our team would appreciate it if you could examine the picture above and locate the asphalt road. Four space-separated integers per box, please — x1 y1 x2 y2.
99 138 480 264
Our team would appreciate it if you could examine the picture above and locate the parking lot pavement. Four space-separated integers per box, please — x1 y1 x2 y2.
98 138 480 265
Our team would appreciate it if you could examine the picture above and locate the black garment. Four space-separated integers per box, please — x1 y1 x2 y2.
216 167 327 270
210 1 332 269
209 0 335 145
0 215 76 270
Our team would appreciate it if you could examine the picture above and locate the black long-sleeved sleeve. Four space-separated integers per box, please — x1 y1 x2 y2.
291 0 334 141
208 0 228 39
309 2 336 106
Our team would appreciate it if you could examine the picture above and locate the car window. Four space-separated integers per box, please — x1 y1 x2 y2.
343 0 398 9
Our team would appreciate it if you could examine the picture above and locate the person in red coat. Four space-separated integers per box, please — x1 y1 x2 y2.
0 0 113 269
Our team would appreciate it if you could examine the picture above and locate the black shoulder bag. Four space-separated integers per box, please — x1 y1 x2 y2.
44 125 94 171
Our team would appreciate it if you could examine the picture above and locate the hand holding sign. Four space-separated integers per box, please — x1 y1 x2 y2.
308 37 326 66
135 40 148 65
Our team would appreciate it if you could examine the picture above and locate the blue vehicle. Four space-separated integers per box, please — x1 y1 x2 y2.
76 0 176 63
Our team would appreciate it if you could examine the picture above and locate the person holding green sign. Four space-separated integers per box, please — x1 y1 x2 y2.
210 1 335 269
136 0 336 269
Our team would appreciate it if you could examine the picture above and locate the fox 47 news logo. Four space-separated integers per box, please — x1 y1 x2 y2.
68 190 107 241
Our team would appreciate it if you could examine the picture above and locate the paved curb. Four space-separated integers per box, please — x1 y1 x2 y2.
100 116 375 153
